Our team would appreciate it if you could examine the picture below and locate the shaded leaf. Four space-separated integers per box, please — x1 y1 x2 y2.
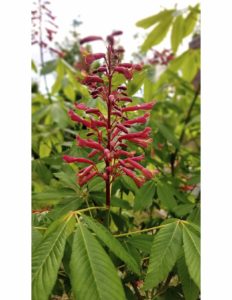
82 215 140 275
177 256 199 300
134 180 156 211
144 221 182 290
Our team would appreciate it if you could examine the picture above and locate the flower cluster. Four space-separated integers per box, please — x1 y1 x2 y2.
63 32 156 207
149 49 174 66
31 0 64 57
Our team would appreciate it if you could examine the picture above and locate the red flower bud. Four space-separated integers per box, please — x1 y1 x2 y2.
123 113 150 126
79 165 95 177
80 36 103 45
118 63 133 68
75 103 89 111
85 53 105 64
116 124 129 133
120 166 144 187
111 30 123 36
83 75 104 84
118 97 132 102
122 101 156 112
114 67 132 80
63 155 94 165
118 127 151 141
88 149 100 158
78 171 98 186
77 136 104 151
68 110 91 128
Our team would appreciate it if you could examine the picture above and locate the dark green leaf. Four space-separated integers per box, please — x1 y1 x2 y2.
177 256 199 300
157 182 177 210
134 180 156 211
82 215 140 275
144 221 182 290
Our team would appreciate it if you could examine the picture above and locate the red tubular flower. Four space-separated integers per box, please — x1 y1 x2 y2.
123 113 150 126
124 158 154 179
68 110 91 128
83 75 104 84
122 101 156 112
118 127 152 141
85 53 105 64
77 136 104 151
114 67 132 80
64 32 156 207
80 35 103 44
63 155 94 165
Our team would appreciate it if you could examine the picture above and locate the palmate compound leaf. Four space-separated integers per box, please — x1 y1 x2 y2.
70 222 126 300
144 220 182 290
182 222 200 288
32 215 75 300
177 256 199 300
82 215 140 275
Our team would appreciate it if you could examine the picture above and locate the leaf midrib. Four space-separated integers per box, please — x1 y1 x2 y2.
78 223 102 300
148 221 180 274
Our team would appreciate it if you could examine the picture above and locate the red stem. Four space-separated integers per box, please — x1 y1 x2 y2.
106 47 112 208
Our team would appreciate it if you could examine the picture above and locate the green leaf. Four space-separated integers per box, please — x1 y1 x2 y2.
82 215 140 275
51 59 65 94
141 16 173 52
120 175 138 194
144 221 182 290
63 83 76 101
48 197 82 220
127 70 146 96
171 15 184 53
127 234 153 254
177 256 199 300
40 59 57 75
172 203 195 217
182 223 200 288
134 180 156 211
70 222 126 300
187 206 200 225
136 10 174 29
39 139 52 158
157 181 177 210
50 103 69 128
183 8 199 38
32 216 75 300
156 123 180 147
87 176 105 192
32 228 43 252
32 60 37 73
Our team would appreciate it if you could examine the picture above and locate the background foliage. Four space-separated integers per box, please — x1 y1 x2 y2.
32 3 200 299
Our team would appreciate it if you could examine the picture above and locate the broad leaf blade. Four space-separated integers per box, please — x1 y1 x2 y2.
32 216 75 300
82 215 140 275
157 181 177 210
182 223 200 288
177 256 199 300
171 15 184 53
70 222 126 300
134 180 156 211
136 10 174 29
141 16 173 52
144 221 182 290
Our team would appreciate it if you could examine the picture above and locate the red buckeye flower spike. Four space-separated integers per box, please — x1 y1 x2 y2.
63 32 157 207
